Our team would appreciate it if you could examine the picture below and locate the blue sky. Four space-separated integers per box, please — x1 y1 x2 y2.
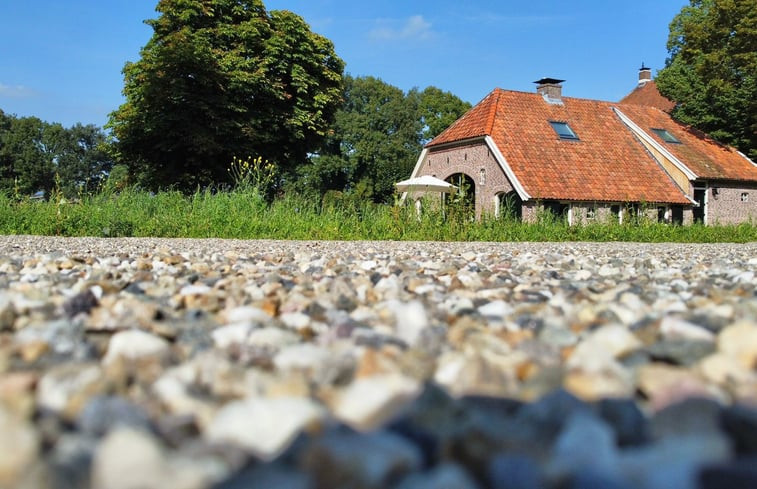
1 0 688 128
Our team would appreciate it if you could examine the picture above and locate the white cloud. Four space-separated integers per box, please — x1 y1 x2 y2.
369 15 433 42
465 12 571 25
0 83 37 99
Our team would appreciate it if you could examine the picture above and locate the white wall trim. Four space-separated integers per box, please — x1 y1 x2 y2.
408 148 429 180
484 135 532 201
400 147 430 202
612 107 698 180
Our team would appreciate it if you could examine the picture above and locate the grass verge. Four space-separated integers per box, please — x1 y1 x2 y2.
0 188 754 243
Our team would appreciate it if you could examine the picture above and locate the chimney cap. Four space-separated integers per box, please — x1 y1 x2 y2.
639 63 650 71
534 77 565 85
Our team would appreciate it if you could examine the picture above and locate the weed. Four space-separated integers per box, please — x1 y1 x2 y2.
0 187 755 243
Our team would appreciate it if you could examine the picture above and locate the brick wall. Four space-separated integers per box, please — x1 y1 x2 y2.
707 184 757 225
522 201 540 222
526 202 691 225
417 142 514 218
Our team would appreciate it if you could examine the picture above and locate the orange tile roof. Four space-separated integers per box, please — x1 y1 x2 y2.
427 89 691 204
619 81 675 113
617 104 757 182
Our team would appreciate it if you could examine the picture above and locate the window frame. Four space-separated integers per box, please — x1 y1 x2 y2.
549 121 579 140
651 128 681 144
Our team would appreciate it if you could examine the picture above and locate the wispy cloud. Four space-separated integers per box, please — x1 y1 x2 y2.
465 12 572 25
369 15 434 42
0 83 37 99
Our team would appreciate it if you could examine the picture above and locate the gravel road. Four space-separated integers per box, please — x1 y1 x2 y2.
1 235 756 489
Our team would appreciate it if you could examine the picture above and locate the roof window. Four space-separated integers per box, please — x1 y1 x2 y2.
549 121 579 140
651 128 681 144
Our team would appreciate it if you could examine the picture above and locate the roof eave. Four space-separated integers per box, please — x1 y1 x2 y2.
425 135 487 150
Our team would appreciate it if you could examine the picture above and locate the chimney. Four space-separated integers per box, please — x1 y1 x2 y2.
638 63 652 84
534 77 565 104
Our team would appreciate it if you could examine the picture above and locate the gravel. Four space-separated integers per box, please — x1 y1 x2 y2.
1 235 756 489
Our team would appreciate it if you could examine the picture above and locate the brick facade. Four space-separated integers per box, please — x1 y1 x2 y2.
410 137 752 227
416 141 514 219
707 183 757 225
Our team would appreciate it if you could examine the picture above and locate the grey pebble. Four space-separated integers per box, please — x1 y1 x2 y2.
0 236 756 488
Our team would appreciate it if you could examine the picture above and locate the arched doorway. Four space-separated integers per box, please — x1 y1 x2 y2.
445 173 475 220
496 191 522 221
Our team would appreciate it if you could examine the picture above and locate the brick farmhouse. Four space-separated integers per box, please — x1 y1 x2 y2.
405 68 757 225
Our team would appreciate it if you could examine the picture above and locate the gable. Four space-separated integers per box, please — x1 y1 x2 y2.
427 90 501 147
619 81 675 113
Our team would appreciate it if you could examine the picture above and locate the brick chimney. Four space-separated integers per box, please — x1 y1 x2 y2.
638 63 652 84
534 77 565 104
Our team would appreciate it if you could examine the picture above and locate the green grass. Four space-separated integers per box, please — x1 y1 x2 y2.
0 187 755 243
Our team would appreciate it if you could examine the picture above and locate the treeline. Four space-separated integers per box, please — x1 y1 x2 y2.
0 110 114 198
0 74 469 204
1 0 470 203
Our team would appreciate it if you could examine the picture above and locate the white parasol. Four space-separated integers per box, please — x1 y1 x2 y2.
395 175 457 194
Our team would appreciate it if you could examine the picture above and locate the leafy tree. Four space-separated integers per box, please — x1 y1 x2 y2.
656 0 757 159
411 86 471 144
301 76 471 203
56 124 114 196
108 0 344 191
0 109 13 190
0 112 112 197
0 116 56 196
301 75 420 203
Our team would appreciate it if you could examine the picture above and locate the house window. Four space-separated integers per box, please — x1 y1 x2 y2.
544 200 569 221
658 206 667 223
479 168 486 186
497 191 522 220
671 206 684 225
610 205 621 223
743 192 749 202
549 121 579 140
651 128 681 144
586 207 596 220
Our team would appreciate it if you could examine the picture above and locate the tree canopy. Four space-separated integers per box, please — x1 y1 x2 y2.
656 0 757 159
412 85 472 145
299 76 471 203
0 111 112 197
108 0 344 191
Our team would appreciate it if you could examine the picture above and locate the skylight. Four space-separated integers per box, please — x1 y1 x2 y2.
549 121 579 140
651 128 681 144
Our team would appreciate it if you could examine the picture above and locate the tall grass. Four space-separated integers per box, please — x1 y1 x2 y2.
0 187 755 242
